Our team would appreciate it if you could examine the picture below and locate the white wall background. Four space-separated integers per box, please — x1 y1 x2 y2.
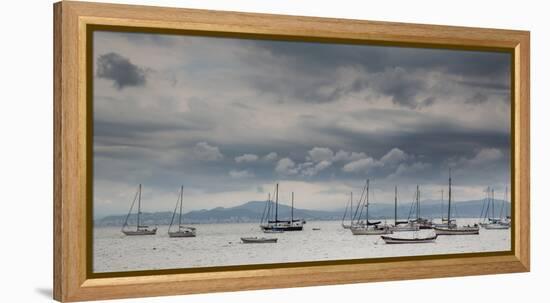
0 0 546 302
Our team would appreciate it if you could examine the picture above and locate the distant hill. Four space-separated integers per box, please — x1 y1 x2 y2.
95 199 510 226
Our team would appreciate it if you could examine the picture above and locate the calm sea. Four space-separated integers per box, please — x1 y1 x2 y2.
93 219 510 273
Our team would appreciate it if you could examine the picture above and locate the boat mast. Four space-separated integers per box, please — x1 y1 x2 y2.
441 189 444 221
291 192 294 222
394 186 398 225
505 186 509 218
491 188 495 219
366 179 370 224
350 192 353 226
447 169 452 227
275 183 279 222
416 185 420 221
137 184 142 230
178 185 183 228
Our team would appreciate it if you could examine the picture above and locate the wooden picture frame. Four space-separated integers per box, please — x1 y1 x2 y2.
53 1 530 301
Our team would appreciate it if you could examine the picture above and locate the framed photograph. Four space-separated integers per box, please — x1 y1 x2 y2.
53 1 530 302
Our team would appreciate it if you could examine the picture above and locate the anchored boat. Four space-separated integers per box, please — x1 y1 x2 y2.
390 186 420 232
241 237 278 244
434 169 480 236
168 186 196 238
350 179 392 235
341 192 354 229
121 184 158 236
381 234 437 244
260 184 304 232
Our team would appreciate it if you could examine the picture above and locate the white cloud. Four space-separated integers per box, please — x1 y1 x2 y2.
229 169 254 178
235 153 259 163
263 152 278 161
302 160 332 176
275 158 298 175
342 157 378 173
379 148 408 166
333 150 368 162
193 142 223 161
307 147 334 162
468 148 503 165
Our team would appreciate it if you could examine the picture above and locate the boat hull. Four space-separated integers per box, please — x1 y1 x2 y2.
390 224 420 232
261 221 304 231
168 230 196 238
434 226 479 235
122 228 157 236
241 237 277 244
484 224 510 230
351 227 392 235
381 235 437 244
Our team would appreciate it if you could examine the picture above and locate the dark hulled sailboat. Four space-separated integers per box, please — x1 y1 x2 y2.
260 183 304 232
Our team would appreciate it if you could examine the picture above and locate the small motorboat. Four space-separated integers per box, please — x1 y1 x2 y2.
381 234 437 244
241 237 278 244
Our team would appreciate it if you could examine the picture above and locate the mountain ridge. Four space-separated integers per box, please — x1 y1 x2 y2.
95 199 510 226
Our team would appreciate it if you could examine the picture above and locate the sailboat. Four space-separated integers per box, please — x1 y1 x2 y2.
168 186 196 238
341 192 353 229
121 184 158 236
408 185 433 229
391 186 419 232
260 184 304 231
479 187 499 227
485 187 511 230
434 170 480 235
260 193 284 233
434 189 456 228
350 180 392 235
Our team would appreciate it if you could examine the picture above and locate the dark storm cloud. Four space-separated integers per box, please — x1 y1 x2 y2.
250 40 510 78
96 52 147 89
245 40 510 107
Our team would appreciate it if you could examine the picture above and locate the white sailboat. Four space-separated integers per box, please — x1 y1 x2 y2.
121 184 158 236
434 189 456 228
168 186 196 238
341 192 353 229
390 186 420 232
350 180 392 235
486 186 511 230
434 170 480 236
408 185 433 229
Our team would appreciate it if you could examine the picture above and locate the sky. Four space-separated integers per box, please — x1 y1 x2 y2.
92 30 511 218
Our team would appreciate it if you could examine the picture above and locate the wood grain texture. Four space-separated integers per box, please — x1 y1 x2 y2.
53 1 530 302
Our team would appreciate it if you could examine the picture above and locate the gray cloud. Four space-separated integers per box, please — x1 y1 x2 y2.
96 52 147 89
